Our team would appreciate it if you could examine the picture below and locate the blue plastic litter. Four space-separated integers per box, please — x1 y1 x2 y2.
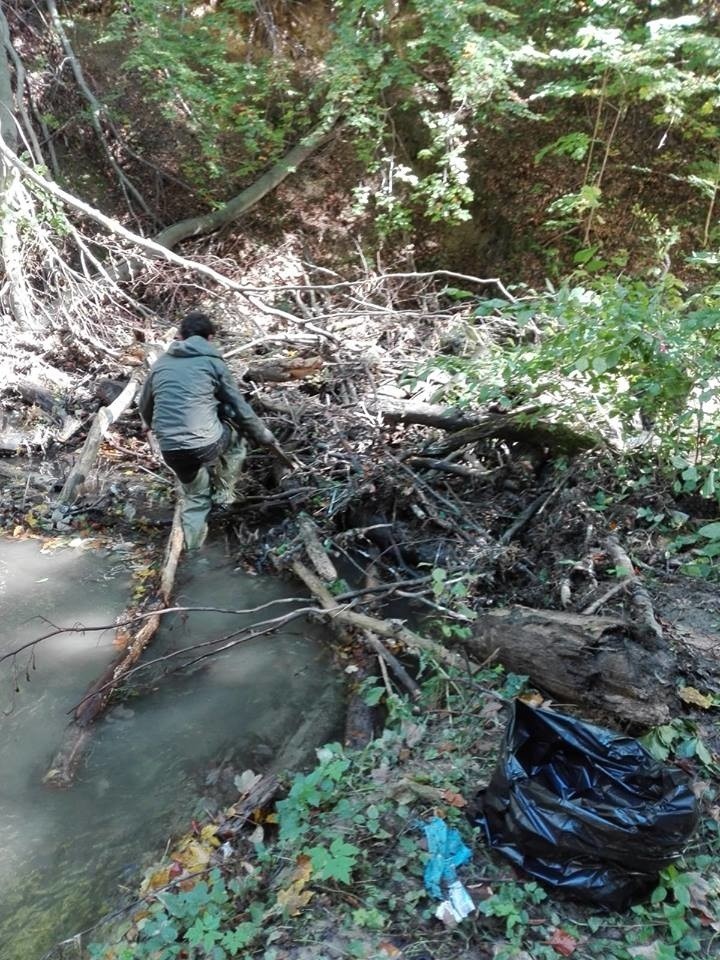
420 817 472 899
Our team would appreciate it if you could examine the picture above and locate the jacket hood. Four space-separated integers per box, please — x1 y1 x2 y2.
166 335 221 359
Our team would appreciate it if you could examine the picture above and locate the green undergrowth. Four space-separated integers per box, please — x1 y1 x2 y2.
86 664 720 960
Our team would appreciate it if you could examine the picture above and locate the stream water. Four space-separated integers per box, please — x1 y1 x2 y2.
0 537 344 960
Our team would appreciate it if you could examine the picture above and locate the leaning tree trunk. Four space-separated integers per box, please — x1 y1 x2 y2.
0 10 42 332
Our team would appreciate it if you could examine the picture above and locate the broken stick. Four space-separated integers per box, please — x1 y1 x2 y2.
288 559 466 672
55 372 143 507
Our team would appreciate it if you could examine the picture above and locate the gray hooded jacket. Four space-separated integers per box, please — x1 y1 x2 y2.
138 336 274 452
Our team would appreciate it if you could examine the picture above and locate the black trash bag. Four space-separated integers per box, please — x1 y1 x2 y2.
474 701 699 910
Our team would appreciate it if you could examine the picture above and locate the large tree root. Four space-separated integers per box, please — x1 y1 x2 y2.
462 605 675 727
44 503 184 787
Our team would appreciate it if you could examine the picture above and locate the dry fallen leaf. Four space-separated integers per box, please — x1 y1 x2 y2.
549 928 578 956
234 769 263 795
140 864 173 895
628 942 663 959
248 824 264 845
678 686 714 710
275 854 314 917
492 945 532 959
378 940 403 958
440 788 467 808
691 780 711 799
171 837 213 871
200 823 220 847
402 721 425 748
684 873 720 930
519 692 546 708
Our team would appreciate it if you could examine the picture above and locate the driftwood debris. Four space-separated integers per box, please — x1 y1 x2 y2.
44 502 184 787
462 605 675 726
292 525 376 748
298 514 338 583
291 522 422 748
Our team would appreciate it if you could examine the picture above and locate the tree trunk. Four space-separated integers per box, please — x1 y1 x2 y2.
0 11 42 332
153 121 338 249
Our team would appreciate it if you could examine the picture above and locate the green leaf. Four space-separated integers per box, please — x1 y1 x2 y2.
701 469 716 498
307 837 360 883
574 245 599 265
698 522 720 539
221 923 260 954
695 737 713 767
362 684 385 706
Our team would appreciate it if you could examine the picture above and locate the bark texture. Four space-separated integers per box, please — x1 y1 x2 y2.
463 605 676 726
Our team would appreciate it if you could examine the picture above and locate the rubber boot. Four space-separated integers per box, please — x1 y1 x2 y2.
211 431 247 506
180 466 211 549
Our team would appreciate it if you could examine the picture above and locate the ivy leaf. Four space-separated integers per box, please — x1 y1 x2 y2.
221 922 260 955
307 838 360 883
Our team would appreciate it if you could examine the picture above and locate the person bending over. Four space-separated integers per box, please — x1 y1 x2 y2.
139 310 287 549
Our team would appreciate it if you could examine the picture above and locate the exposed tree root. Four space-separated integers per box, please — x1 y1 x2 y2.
605 535 664 650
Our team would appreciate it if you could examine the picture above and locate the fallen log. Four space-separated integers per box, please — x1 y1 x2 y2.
377 398 485 431
44 502 184 787
461 605 675 727
55 372 142 506
375 399 600 457
242 356 324 383
404 407 600 459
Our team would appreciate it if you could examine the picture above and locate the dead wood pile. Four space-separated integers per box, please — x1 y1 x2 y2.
1 267 685 741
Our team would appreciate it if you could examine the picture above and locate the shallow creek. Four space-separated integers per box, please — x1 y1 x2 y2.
0 538 344 960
